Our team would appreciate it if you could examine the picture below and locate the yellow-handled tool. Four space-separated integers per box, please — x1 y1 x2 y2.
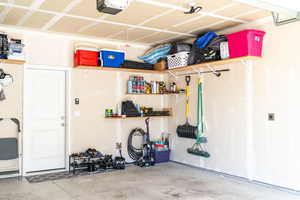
176 76 197 139
185 76 191 121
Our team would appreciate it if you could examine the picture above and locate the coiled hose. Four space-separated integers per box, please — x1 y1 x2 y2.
127 128 145 161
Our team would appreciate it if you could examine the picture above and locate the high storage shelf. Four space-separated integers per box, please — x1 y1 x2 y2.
75 56 259 73
74 66 161 73
0 59 25 64
105 115 171 119
126 93 184 95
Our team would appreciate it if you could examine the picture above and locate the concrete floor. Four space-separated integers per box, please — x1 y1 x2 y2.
0 163 299 200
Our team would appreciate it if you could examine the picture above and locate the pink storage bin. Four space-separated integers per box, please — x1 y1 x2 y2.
226 29 265 58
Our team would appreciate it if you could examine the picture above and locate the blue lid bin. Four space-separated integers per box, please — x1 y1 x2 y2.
99 49 125 68
154 150 170 163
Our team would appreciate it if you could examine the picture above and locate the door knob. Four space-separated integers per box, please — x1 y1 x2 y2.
61 123 65 127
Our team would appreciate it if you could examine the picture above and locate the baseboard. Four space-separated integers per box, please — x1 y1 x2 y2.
24 168 67 176
0 170 20 179
170 160 300 195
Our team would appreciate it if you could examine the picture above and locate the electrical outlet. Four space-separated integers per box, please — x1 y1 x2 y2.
268 113 275 121
75 98 80 105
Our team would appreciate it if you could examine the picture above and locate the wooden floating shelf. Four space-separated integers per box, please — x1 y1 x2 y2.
75 56 259 74
74 66 162 73
0 59 25 64
126 93 184 95
167 56 260 73
105 115 171 119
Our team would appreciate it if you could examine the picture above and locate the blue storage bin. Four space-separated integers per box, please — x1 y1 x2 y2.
154 150 170 163
100 49 125 68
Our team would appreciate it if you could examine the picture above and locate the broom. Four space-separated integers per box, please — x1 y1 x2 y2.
187 78 210 158
177 76 197 139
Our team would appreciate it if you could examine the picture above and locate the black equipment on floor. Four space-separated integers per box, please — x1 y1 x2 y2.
113 142 125 169
127 118 155 167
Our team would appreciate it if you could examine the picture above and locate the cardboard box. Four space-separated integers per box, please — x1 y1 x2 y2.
154 60 167 71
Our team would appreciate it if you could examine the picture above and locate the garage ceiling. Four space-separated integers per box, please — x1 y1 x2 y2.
0 0 270 45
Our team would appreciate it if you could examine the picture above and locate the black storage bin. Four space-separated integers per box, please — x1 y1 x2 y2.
122 60 154 70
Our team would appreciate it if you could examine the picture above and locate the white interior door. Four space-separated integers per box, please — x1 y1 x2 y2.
24 69 66 173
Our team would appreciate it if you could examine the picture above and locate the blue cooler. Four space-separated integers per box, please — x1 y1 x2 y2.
99 49 125 68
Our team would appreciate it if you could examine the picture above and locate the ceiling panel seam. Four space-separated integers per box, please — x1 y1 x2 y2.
17 0 47 26
0 2 195 37
132 31 160 42
0 0 15 23
172 2 239 28
78 14 109 33
108 9 176 40
60 14 195 37
128 8 176 30
136 0 247 23
151 9 262 45
42 0 82 30
187 8 262 33
0 23 151 48
137 3 261 45
153 34 182 45
108 30 126 39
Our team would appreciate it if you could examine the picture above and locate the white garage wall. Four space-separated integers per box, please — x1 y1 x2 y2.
0 28 169 163
169 21 300 191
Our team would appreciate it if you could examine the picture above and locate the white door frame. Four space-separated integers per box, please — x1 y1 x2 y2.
22 64 71 176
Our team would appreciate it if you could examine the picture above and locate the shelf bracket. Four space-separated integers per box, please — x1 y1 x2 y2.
206 64 216 73
272 11 300 26
168 70 179 79
206 64 222 77
240 59 253 67
191 66 202 77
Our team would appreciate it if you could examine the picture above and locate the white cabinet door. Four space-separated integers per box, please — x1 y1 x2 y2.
24 69 66 173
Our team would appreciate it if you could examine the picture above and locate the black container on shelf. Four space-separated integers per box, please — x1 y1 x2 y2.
122 60 154 70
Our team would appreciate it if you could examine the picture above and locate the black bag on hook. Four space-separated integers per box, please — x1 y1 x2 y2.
0 34 9 59
188 35 227 65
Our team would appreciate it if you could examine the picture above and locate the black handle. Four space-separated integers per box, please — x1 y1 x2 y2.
185 76 191 86
145 118 150 142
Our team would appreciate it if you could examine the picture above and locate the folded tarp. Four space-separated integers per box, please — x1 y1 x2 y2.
138 44 171 64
